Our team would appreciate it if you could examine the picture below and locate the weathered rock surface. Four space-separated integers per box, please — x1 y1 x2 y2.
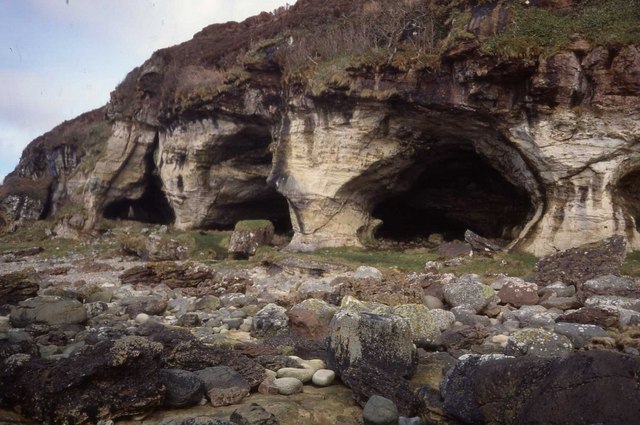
287 299 337 340
0 269 39 309
442 275 496 313
159 369 206 408
9 297 87 328
441 351 640 425
327 310 417 379
535 236 627 286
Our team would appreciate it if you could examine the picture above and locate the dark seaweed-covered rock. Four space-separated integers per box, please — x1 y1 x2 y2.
341 364 422 417
164 340 265 389
0 336 165 424
441 351 640 425
158 368 205 408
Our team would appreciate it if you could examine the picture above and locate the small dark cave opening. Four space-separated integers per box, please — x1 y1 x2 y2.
102 175 176 224
372 149 534 243
615 169 640 232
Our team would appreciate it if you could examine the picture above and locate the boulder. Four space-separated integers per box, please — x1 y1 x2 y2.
123 296 168 317
228 220 274 259
272 377 303 395
363 395 399 425
464 230 504 253
497 278 539 307
578 274 640 301
251 304 289 338
553 323 609 349
158 369 205 408
328 309 417 379
557 306 620 328
0 336 165 424
287 298 337 340
505 328 573 357
441 351 640 425
353 266 383 281
534 236 627 286
442 275 496 313
393 304 440 347
0 269 39 308
312 369 335 386
9 298 87 328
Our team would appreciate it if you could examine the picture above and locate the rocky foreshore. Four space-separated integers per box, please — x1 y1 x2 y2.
1 234 640 425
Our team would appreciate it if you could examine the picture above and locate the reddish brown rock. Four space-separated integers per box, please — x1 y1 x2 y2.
498 280 540 307
557 306 620 328
534 236 627 287
287 299 337 340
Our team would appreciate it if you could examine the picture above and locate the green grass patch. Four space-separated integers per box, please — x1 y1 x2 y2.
621 250 640 277
483 0 640 58
234 220 274 232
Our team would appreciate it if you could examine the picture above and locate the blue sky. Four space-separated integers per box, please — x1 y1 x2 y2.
0 0 291 183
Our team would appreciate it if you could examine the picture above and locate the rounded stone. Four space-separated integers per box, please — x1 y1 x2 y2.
363 395 399 425
273 377 303 395
276 367 314 383
424 295 444 310
135 313 150 324
312 369 335 386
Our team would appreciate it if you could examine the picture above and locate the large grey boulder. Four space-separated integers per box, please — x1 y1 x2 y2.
9 297 87 327
327 309 416 378
251 303 289 338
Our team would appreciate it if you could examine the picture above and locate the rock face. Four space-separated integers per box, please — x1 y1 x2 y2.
2 1 640 256
441 351 640 425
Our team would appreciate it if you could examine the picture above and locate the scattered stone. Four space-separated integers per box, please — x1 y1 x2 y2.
398 417 424 425
272 377 303 395
436 325 489 350
534 236 627 286
158 369 205 408
558 306 619 327
539 281 576 298
497 278 539 307
584 295 640 312
276 367 314 383
228 220 274 259
553 323 609 348
539 295 580 310
287 298 337 340
443 275 496 313
502 305 559 329
196 295 221 312
123 296 168 317
363 395 399 425
193 366 250 407
578 274 640 301
423 295 443 310
328 309 417 379
135 313 150 324
340 296 392 314
505 328 573 357
353 266 383 281
312 369 335 386
230 403 279 425
251 304 289 338
393 304 440 347
429 309 456 332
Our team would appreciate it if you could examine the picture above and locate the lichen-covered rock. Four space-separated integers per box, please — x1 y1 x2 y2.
505 328 573 357
327 309 417 379
392 304 440 347
534 236 627 286
553 323 609 349
497 278 539 307
228 220 274 259
578 274 640 301
442 275 496 313
557 306 620 328
251 303 289 338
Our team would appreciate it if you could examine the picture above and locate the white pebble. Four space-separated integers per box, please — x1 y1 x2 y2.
135 313 149 324
312 369 335 386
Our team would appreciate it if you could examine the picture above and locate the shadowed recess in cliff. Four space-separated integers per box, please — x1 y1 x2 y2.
614 168 640 232
372 149 533 242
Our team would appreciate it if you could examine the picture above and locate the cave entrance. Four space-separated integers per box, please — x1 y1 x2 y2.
103 174 175 224
372 148 534 244
615 169 640 231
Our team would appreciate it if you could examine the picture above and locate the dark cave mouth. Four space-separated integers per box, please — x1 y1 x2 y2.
102 177 176 225
371 149 534 244
615 169 640 232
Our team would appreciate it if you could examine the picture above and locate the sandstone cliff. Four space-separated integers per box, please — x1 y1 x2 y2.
2 0 639 255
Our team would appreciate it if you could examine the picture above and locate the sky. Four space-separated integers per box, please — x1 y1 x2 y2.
0 0 292 183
